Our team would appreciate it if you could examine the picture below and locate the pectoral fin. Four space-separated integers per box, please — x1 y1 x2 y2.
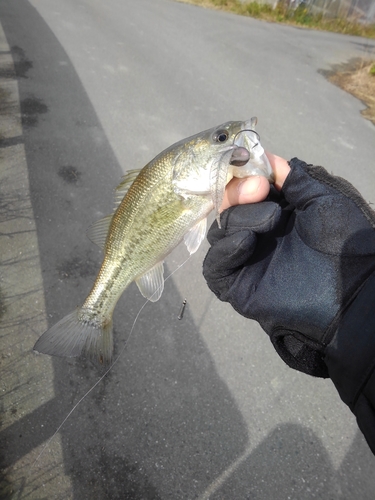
135 261 165 302
184 218 207 254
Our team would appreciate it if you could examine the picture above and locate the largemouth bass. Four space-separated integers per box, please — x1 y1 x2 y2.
34 118 272 365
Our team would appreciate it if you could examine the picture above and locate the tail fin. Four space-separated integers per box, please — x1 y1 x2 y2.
33 310 113 366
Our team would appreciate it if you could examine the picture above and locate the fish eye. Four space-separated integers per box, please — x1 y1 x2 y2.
213 129 229 143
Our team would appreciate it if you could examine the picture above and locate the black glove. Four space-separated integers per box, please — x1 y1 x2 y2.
203 158 375 452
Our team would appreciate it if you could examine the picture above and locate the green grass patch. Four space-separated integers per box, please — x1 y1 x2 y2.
179 0 375 38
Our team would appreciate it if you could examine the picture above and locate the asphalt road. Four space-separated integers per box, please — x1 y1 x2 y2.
1 0 375 499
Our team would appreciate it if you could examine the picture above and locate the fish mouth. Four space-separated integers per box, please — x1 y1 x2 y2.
230 146 250 167
229 118 259 166
210 117 273 228
230 118 274 181
232 118 260 157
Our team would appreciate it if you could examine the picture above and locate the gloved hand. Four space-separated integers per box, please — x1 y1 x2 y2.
203 158 375 452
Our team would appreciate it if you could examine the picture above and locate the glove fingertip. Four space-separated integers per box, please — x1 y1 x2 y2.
220 202 282 234
203 229 256 277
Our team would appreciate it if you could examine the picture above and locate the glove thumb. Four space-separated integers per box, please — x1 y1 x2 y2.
204 201 282 292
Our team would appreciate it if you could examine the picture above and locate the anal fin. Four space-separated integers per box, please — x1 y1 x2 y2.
135 261 165 302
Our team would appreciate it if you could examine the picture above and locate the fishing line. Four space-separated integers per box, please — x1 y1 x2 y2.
32 253 192 469
232 128 260 146
32 125 257 469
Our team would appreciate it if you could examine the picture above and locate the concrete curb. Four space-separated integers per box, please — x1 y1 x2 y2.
0 21 73 500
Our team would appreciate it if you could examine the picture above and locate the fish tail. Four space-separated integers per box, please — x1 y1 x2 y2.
33 310 113 366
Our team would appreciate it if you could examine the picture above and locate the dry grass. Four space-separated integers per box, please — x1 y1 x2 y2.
177 0 375 38
328 61 375 125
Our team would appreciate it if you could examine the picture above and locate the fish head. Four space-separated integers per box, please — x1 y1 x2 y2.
229 117 274 182
172 119 251 198
171 118 273 227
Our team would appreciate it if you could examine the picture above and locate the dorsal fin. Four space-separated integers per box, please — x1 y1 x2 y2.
86 215 113 249
87 169 142 250
114 168 142 210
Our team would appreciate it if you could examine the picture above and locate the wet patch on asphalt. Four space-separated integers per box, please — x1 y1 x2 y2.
0 136 23 148
70 450 162 500
0 46 32 80
0 451 13 500
56 255 98 280
20 96 48 127
58 166 82 184
0 87 19 120
10 46 33 79
0 60 15 79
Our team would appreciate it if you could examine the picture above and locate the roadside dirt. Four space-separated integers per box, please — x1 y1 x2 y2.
327 59 375 126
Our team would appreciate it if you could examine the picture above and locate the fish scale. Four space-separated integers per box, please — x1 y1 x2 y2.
34 118 272 366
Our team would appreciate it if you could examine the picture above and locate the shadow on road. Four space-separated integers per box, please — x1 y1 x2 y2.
0 1 375 499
